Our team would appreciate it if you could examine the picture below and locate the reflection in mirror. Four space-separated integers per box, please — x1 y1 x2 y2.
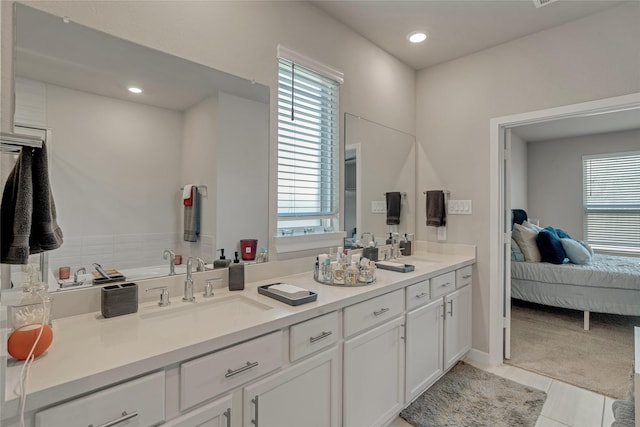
344 114 416 248
12 4 270 287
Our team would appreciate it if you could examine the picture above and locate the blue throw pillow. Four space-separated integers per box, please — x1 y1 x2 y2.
561 238 592 265
555 228 571 239
536 227 566 264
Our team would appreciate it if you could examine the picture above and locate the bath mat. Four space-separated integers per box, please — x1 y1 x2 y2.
400 361 546 427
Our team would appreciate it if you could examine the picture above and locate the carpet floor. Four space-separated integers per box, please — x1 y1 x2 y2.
400 361 546 427
507 300 639 399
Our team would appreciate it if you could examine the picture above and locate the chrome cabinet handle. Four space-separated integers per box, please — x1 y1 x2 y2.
225 361 259 378
90 411 138 427
415 292 428 299
373 307 390 316
463 274 472 279
224 408 231 427
310 331 333 343
448 300 454 317
440 282 451 287
252 396 259 426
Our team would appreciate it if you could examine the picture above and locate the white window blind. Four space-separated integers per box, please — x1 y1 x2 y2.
277 57 339 234
583 151 640 252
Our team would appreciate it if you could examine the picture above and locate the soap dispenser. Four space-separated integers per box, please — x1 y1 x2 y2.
214 249 231 269
228 251 245 291
386 233 393 244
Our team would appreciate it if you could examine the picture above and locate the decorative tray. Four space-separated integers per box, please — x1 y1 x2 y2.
258 283 318 306
375 261 415 273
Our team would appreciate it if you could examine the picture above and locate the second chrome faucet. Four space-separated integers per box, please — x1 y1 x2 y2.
184 256 205 302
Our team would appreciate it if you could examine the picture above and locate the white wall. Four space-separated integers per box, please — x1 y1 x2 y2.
527 129 640 239
45 82 183 271
1 0 417 261
416 2 640 353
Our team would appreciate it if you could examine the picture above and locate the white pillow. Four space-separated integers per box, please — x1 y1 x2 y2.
512 223 541 262
522 220 542 232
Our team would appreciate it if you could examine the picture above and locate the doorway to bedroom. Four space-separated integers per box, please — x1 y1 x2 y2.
493 93 640 400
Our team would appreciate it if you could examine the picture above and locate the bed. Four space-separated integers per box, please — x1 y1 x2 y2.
510 209 640 329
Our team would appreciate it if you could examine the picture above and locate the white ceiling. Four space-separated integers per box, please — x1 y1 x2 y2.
311 0 626 71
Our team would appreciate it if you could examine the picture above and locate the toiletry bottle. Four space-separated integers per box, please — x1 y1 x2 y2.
228 251 245 291
346 259 359 286
214 249 231 269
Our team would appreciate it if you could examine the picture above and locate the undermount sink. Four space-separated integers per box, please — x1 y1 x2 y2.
140 294 273 322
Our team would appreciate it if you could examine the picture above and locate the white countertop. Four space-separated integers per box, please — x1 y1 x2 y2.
2 251 474 418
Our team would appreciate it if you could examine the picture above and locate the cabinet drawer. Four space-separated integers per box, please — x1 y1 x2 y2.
180 331 283 410
430 271 456 299
290 311 339 362
35 371 165 427
456 265 473 288
344 289 404 338
406 279 430 311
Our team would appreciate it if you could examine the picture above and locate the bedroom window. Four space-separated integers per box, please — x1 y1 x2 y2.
276 48 342 237
583 151 640 253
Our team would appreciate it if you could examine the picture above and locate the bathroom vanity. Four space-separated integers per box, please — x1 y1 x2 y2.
1 246 474 427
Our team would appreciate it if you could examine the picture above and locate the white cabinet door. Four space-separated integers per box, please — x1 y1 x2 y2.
343 316 404 427
163 395 232 427
405 298 444 403
243 347 341 427
444 285 472 370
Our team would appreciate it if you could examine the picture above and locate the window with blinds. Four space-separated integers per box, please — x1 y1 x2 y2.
583 151 640 253
277 57 339 235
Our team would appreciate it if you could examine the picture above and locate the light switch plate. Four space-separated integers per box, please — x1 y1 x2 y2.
371 201 386 214
448 200 472 214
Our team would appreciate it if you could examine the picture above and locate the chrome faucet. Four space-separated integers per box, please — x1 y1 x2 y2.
73 267 86 284
163 249 176 276
184 256 205 302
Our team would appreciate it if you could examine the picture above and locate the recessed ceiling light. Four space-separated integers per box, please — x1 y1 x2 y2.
128 87 143 94
407 31 428 44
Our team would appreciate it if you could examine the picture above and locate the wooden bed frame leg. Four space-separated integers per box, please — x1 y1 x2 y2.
584 311 590 331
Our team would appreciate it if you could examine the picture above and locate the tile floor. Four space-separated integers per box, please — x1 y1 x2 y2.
388 360 616 427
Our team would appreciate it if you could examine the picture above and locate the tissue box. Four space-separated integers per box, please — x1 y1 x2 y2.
101 283 138 318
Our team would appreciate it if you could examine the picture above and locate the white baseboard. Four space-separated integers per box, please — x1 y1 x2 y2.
465 348 492 366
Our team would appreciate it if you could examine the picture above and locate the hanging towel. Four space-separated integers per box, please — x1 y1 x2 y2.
386 192 402 225
30 140 63 253
184 186 200 242
1 142 63 264
183 184 194 206
426 190 446 227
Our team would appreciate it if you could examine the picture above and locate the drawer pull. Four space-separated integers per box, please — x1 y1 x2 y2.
415 292 428 299
90 411 138 427
448 300 454 317
310 331 333 343
462 274 472 279
224 408 231 427
440 282 451 287
225 361 259 378
252 396 259 426
373 307 390 316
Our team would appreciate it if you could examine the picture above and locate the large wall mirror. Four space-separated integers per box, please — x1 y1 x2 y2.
344 113 416 247
12 4 270 285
